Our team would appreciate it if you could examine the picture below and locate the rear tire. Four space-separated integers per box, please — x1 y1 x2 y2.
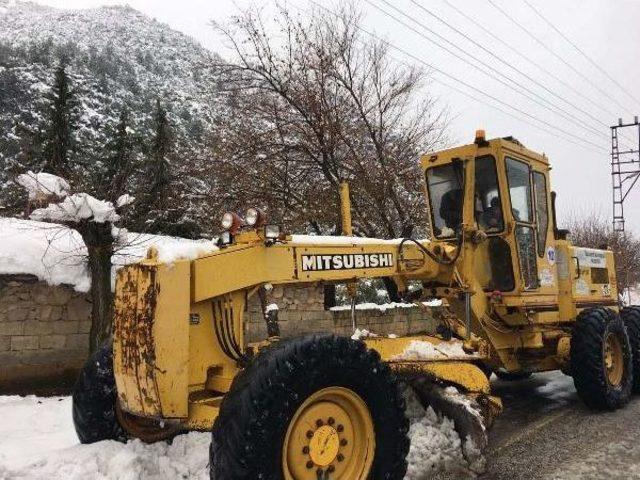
570 308 632 410
210 334 409 480
621 306 640 393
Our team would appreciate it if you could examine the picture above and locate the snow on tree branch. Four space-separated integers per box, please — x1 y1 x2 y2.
16 170 70 201
30 193 120 224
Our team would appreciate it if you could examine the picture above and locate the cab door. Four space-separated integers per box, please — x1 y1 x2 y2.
505 157 540 291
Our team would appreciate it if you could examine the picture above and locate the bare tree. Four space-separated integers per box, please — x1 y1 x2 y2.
211 2 448 237
566 212 640 295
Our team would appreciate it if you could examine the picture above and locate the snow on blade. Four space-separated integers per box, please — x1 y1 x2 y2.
394 339 478 360
30 193 120 224
402 385 482 479
16 170 70 200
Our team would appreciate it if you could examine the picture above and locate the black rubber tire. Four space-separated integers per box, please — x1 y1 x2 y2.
570 307 633 410
621 306 640 393
210 334 410 480
494 370 532 381
72 342 127 444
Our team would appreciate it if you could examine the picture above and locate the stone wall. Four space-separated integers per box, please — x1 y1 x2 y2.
245 283 439 342
0 277 438 393
0 274 91 393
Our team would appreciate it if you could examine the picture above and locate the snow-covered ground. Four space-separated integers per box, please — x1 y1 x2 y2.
0 389 480 480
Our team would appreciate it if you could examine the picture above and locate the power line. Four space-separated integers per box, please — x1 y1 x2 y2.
523 0 640 107
407 0 619 138
439 0 636 149
439 0 622 120
302 0 608 154
365 0 610 148
486 0 631 114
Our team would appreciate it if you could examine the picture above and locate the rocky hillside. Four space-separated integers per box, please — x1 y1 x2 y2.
0 0 223 193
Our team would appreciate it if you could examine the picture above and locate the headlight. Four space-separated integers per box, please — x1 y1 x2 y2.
221 212 235 230
221 212 243 233
218 230 233 247
245 207 266 227
265 224 281 240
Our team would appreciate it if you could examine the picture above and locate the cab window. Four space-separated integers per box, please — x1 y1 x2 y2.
506 158 533 223
533 171 549 257
426 163 464 238
506 157 539 290
474 156 503 233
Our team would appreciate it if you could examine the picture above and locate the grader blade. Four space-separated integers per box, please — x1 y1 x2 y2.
410 377 492 457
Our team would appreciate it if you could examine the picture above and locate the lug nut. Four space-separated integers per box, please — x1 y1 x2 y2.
316 419 324 427
337 453 345 462
328 417 335 425
302 446 310 454
306 461 314 469
328 465 336 473
317 468 324 476
337 424 344 433
340 439 348 446
306 430 314 439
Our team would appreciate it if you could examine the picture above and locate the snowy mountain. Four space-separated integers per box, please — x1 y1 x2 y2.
0 0 223 197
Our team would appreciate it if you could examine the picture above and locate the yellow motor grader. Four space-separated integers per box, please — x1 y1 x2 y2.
72 130 640 480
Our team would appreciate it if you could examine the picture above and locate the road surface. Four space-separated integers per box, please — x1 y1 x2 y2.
478 371 640 479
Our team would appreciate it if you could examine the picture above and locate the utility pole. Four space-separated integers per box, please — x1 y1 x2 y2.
611 116 640 232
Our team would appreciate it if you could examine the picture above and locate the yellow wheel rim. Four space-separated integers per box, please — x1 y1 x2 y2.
282 387 375 480
604 332 624 386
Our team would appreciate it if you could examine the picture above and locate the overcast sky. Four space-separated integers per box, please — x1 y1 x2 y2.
35 0 640 233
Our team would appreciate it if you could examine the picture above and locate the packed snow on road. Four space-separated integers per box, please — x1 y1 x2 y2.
0 387 482 480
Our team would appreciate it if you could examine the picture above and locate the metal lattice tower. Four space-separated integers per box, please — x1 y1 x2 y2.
611 117 640 232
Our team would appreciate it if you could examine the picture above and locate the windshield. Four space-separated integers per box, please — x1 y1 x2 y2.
426 163 464 238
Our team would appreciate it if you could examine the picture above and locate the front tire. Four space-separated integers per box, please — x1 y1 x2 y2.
72 342 127 443
570 308 632 410
210 334 409 480
72 342 179 444
621 306 640 393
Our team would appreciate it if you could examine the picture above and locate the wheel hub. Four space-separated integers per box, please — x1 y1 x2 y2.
604 332 624 386
309 425 340 466
282 387 374 480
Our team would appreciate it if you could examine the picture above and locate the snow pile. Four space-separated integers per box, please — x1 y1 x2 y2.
16 171 70 200
332 302 416 312
331 300 442 312
0 218 218 292
0 391 478 480
0 396 210 479
115 194 135 208
403 386 481 479
0 218 91 292
30 193 120 224
394 340 478 361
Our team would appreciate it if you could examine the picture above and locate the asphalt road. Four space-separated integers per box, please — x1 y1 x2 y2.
478 371 640 480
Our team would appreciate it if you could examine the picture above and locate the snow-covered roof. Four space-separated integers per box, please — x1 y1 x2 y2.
0 218 218 292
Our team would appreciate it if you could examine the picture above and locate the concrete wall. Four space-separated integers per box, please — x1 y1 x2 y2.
0 277 439 393
0 274 91 393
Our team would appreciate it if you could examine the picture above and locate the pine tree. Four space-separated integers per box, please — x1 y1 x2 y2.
104 109 132 202
43 64 74 176
148 99 172 203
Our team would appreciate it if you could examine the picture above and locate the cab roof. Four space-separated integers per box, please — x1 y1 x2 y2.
421 135 550 169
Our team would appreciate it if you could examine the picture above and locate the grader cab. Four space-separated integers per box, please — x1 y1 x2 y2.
72 131 640 480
